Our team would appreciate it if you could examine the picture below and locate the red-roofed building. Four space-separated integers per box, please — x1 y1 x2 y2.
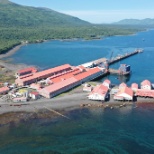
74 67 103 84
114 86 133 101
83 83 93 92
50 68 82 84
102 79 111 88
131 83 138 92
19 74 33 79
29 91 40 100
119 82 127 89
15 64 72 86
135 89 154 98
13 97 27 102
88 84 109 101
141 80 151 90
0 87 9 95
77 65 86 71
30 83 42 90
39 67 104 98
39 77 78 98
16 67 37 77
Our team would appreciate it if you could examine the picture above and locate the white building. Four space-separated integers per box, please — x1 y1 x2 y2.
29 91 40 100
114 86 133 101
83 83 93 92
13 97 27 102
81 62 94 68
102 79 111 89
119 82 127 89
131 83 138 92
88 84 109 101
110 86 119 95
141 80 151 90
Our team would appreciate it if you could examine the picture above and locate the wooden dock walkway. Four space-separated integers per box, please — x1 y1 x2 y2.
109 68 119 74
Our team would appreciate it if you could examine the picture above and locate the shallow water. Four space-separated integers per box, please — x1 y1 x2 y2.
0 106 154 154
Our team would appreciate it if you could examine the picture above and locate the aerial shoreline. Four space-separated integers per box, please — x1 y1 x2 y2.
0 29 153 125
0 43 25 59
0 85 154 125
0 28 147 60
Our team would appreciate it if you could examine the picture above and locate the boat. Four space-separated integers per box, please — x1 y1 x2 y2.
118 64 131 76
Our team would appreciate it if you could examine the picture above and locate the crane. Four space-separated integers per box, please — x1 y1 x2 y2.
109 51 114 63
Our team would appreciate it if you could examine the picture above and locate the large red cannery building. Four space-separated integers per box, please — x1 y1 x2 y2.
15 64 72 86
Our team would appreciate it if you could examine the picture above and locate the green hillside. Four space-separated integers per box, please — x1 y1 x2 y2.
0 0 89 27
0 0 142 54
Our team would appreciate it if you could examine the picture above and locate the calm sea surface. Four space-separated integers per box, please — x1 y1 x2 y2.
0 107 154 154
1 30 154 154
5 29 154 85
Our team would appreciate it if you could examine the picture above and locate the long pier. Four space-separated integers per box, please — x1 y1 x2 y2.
81 49 143 76
81 49 142 68
108 49 142 65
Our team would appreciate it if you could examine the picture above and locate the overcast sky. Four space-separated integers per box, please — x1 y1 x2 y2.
10 0 154 23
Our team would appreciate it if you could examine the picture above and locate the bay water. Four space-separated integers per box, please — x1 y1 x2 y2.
1 30 154 154
5 29 154 86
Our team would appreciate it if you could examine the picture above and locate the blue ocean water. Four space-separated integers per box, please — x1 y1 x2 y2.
5 29 154 86
1 30 154 154
0 107 154 154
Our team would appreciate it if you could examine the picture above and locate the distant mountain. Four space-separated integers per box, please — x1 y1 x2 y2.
0 0 89 27
114 18 154 26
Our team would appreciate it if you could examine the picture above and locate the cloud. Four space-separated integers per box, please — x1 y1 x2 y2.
60 10 154 23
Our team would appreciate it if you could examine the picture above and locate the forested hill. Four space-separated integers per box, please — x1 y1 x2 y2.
0 0 142 54
0 0 89 27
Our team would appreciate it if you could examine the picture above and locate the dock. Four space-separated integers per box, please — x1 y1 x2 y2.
81 49 142 76
108 49 141 65
81 49 142 68
109 68 120 74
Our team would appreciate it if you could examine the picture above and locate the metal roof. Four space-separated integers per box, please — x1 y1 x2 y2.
141 80 151 86
0 87 9 93
18 64 72 83
40 77 77 94
17 67 37 74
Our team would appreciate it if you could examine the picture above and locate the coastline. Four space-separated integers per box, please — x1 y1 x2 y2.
0 26 149 61
0 86 154 125
0 29 154 125
0 43 35 71
0 43 25 59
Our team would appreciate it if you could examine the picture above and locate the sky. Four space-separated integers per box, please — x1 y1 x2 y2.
10 0 154 23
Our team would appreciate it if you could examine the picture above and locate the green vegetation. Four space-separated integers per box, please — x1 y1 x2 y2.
0 0 144 54
0 73 15 84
